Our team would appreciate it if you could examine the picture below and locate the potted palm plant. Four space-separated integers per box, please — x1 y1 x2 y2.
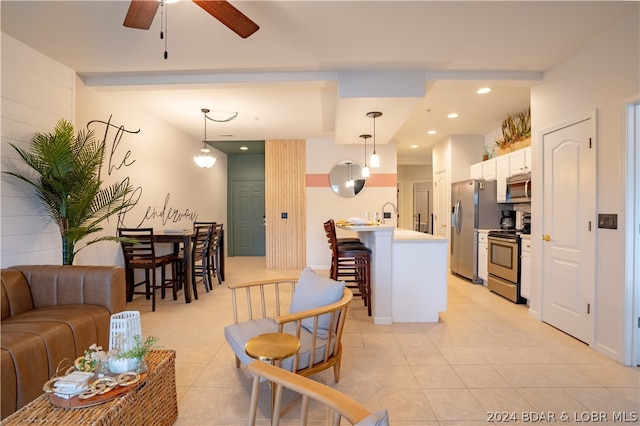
4 119 135 264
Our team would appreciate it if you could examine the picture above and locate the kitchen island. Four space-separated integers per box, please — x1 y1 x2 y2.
336 224 448 324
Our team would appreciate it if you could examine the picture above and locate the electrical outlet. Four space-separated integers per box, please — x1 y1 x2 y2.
597 213 617 229
383 212 392 219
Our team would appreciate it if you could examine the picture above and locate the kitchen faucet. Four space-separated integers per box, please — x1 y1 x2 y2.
380 202 398 224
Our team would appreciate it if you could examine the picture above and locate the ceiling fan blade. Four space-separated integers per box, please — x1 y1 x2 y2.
193 0 259 38
123 0 160 30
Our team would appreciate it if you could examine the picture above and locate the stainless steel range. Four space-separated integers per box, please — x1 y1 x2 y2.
487 230 525 303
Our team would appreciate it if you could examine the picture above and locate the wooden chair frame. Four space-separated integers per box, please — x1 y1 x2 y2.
247 361 374 426
226 278 352 382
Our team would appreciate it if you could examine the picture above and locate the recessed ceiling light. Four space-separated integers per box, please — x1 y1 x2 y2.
477 87 492 94
240 146 248 151
427 130 437 135
447 113 459 119
410 144 418 149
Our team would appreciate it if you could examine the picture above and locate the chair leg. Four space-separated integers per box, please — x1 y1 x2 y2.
151 268 157 312
171 262 178 301
144 270 151 300
191 264 199 300
161 266 167 300
333 358 341 382
214 250 222 285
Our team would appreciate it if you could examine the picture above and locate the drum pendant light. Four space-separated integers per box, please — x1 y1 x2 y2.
367 111 382 168
360 134 371 178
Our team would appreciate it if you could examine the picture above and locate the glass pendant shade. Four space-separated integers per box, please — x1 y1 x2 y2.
366 111 382 168
194 146 216 168
361 165 370 178
195 108 216 168
369 153 380 168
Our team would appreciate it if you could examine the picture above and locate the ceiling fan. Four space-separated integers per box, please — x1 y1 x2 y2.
123 0 259 38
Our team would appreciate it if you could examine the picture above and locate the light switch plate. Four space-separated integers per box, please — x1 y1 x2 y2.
598 213 617 229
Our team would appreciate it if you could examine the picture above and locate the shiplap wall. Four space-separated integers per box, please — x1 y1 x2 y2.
265 139 306 269
1 34 75 267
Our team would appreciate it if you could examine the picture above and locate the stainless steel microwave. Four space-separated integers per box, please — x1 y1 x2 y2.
506 173 531 203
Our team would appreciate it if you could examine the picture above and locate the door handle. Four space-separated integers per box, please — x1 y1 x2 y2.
542 234 551 241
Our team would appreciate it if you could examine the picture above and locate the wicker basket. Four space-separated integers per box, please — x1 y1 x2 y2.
1 350 178 426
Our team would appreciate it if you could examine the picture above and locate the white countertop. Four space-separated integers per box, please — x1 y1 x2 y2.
520 234 532 240
336 223 395 232
393 228 448 243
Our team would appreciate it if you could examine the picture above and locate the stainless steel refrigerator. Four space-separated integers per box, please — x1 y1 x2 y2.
450 179 501 282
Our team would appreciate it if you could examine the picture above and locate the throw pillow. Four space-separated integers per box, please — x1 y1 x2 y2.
355 409 390 426
290 267 345 338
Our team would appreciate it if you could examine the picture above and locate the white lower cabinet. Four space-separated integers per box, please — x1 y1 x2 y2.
478 231 488 283
520 237 531 300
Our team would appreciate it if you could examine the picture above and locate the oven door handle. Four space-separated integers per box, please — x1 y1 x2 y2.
488 236 518 244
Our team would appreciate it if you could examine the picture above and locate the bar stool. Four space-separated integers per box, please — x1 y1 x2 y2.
323 220 372 316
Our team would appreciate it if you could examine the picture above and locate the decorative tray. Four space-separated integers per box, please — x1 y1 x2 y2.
45 371 148 409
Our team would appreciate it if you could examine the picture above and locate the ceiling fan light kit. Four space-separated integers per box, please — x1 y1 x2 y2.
367 111 382 168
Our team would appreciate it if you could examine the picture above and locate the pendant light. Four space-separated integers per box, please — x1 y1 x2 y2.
194 108 217 168
367 111 382 168
345 161 354 188
360 134 371 178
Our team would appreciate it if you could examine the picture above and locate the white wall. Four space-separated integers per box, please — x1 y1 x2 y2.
306 139 397 270
0 33 228 268
72 81 228 266
1 34 75 267
529 11 639 363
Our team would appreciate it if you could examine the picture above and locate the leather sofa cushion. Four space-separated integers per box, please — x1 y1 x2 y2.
1 270 34 320
1 304 111 418
1 331 50 414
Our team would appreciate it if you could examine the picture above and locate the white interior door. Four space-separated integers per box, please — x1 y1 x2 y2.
434 170 448 238
542 118 596 344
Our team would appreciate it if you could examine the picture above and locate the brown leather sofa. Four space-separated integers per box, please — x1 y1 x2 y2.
1 265 126 419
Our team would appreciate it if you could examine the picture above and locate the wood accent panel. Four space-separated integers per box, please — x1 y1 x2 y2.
265 139 306 269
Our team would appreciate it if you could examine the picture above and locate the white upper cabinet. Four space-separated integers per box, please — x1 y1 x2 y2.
482 158 497 180
470 147 530 203
509 146 531 175
469 158 497 181
470 163 482 180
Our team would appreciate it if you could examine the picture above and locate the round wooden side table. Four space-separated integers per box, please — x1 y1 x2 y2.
245 332 300 420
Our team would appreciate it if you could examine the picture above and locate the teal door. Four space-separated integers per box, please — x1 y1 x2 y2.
232 180 265 256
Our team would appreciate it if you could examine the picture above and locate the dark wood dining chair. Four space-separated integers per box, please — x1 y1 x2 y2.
208 223 224 285
118 228 178 312
192 223 214 294
194 221 217 281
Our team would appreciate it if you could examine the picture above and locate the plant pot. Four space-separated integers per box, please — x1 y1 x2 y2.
108 357 140 374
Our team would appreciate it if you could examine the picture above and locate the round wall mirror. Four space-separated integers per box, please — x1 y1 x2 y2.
329 160 366 198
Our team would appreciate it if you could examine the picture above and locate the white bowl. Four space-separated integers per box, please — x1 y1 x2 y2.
346 217 367 225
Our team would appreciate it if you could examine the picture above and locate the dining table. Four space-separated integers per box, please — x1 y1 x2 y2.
153 230 196 303
153 227 225 303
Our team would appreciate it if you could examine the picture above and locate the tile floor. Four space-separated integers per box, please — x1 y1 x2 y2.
129 256 640 425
